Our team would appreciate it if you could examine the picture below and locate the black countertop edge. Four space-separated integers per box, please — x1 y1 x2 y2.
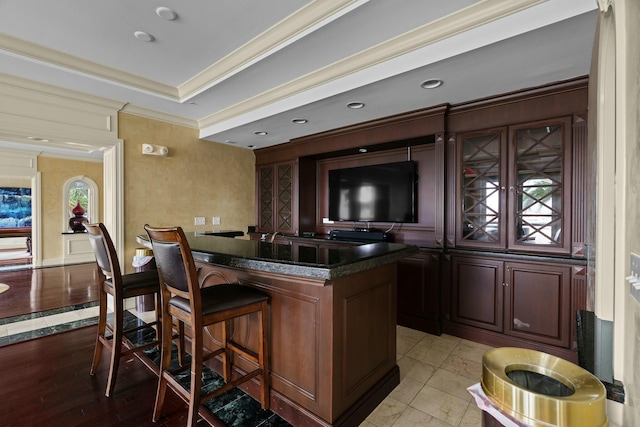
137 234 418 280
193 245 418 280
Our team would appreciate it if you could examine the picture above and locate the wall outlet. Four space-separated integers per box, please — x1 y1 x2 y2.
194 216 205 226
212 217 221 225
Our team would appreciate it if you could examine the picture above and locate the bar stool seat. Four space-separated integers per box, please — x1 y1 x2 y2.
145 224 270 427
85 223 163 398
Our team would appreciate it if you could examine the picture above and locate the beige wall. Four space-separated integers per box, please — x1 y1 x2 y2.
38 156 103 260
118 113 256 273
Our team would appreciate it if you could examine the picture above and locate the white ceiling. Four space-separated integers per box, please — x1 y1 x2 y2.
0 0 597 155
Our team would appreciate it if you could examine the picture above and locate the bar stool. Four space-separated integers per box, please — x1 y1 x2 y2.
85 223 162 397
144 224 270 427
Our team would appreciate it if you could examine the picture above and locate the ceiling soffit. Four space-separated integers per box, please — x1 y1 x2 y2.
197 0 570 137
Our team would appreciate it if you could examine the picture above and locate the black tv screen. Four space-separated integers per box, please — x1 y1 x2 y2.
328 161 417 223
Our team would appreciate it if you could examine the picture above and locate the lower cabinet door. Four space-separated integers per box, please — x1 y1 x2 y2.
397 252 440 333
504 262 571 347
451 256 504 332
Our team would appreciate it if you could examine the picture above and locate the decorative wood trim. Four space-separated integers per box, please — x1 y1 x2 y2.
255 105 447 165
434 133 445 247
572 113 588 257
445 134 457 248
446 76 588 133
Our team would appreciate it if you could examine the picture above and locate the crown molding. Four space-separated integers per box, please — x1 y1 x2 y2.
120 104 199 129
0 72 127 110
177 0 368 100
596 0 613 13
198 0 547 132
0 33 178 100
1 0 368 104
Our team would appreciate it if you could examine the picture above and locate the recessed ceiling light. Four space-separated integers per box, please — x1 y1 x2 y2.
156 7 178 21
187 102 197 107
254 131 268 136
292 118 308 124
224 140 236 144
134 31 155 42
420 79 443 89
358 148 368 153
347 102 365 109
247 145 256 149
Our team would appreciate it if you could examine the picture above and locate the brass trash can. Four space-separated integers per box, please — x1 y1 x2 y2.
132 248 156 312
474 347 607 426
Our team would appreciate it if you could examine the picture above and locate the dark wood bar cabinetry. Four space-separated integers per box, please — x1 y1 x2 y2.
445 252 585 362
397 250 441 335
254 77 590 365
136 233 416 427
257 160 297 235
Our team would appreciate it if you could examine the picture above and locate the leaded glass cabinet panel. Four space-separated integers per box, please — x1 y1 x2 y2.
456 118 571 255
457 129 506 249
508 118 571 254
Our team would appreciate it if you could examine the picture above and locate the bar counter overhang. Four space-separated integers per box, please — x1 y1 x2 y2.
137 232 418 427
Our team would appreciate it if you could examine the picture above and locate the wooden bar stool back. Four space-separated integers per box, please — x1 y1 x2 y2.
144 225 270 427
85 223 162 397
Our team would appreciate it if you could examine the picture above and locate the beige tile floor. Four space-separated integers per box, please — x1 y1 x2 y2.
361 326 494 427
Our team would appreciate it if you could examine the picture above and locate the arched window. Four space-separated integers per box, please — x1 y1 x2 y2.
62 176 98 231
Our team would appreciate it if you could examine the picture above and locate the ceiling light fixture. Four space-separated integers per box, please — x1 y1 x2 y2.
156 6 178 21
134 31 155 42
420 79 443 89
347 102 365 109
358 148 368 153
254 131 268 136
292 118 308 124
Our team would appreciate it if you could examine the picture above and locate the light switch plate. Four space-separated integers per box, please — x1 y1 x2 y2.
194 216 205 226
212 217 220 225
631 252 640 277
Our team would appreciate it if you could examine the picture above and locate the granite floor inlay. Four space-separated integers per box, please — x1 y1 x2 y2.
0 301 99 326
0 302 100 346
1 299 498 426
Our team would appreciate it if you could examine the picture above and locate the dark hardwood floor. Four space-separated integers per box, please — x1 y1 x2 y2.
0 264 291 427
0 325 196 427
0 263 99 319
0 263 191 426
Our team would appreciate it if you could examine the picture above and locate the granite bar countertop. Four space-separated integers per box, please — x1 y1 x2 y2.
137 233 418 280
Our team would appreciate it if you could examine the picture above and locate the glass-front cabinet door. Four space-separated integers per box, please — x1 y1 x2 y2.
508 118 571 254
456 118 571 255
457 129 507 249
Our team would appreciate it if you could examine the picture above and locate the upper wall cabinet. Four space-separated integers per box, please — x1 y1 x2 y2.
257 161 298 235
456 117 573 256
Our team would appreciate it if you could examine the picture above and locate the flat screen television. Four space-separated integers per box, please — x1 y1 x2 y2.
328 161 417 223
